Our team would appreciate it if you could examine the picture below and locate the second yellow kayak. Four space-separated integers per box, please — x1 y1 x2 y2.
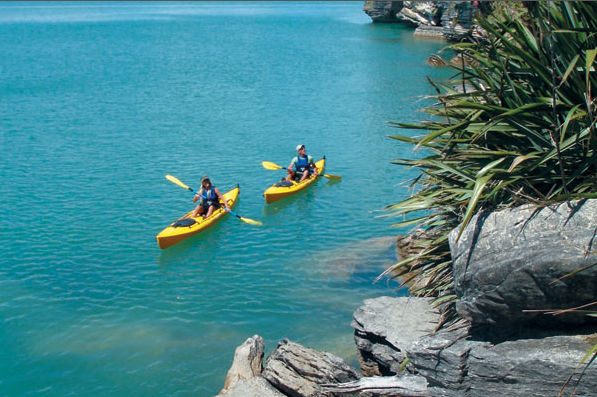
263 158 325 204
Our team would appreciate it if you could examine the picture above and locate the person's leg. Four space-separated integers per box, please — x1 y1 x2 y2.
192 205 204 218
204 205 216 218
299 170 309 182
285 169 296 182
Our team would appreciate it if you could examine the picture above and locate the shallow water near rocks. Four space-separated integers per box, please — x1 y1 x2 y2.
0 2 450 396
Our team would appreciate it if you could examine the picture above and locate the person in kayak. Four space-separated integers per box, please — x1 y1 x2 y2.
285 144 319 182
191 175 230 218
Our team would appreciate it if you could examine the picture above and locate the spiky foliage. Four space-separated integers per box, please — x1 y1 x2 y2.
385 0 597 335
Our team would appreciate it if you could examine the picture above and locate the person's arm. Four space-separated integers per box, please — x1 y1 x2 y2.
216 188 230 211
193 188 204 203
287 157 297 172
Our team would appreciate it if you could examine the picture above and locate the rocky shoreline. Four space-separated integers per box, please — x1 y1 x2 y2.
215 198 597 396
213 3 597 396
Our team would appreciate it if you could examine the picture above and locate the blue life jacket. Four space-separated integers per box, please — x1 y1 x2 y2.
201 187 220 207
294 155 311 173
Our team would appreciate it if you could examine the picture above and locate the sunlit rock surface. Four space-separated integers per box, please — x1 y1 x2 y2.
351 296 440 376
262 338 360 397
450 199 597 327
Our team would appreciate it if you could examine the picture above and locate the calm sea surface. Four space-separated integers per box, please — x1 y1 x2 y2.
0 2 449 396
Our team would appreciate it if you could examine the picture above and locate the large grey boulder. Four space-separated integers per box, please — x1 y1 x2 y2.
351 296 440 376
450 199 597 327
262 339 360 397
406 323 597 397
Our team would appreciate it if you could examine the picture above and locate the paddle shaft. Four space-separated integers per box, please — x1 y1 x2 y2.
262 161 340 180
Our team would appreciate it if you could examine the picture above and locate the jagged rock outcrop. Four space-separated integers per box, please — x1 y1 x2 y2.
351 296 440 376
216 337 360 397
262 338 361 397
363 1 403 23
218 335 265 395
449 199 597 327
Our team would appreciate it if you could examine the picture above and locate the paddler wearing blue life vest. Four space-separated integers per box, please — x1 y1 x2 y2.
191 175 230 219
285 144 319 183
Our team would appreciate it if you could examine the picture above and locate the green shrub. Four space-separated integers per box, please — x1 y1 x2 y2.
386 2 597 331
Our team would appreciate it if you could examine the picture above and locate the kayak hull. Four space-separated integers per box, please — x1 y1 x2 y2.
263 158 325 204
156 186 239 249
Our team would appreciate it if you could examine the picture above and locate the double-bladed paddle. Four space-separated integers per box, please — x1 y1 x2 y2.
261 161 341 179
165 175 263 226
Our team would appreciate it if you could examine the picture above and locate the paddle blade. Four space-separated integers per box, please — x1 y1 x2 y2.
166 174 190 190
262 161 283 170
240 217 263 226
228 209 263 226
322 173 341 180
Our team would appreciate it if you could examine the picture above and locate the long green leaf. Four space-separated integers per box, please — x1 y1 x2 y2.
415 120 470 150
454 174 493 244
559 54 580 88
508 154 539 172
586 49 597 87
478 158 506 177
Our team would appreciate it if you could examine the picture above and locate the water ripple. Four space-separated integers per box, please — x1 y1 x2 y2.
0 3 448 396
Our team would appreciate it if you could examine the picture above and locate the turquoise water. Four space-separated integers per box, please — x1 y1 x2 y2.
0 2 449 396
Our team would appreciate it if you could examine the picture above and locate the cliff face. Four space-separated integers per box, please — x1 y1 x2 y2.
363 1 483 42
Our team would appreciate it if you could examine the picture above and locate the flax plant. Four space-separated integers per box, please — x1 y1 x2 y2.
385 0 597 342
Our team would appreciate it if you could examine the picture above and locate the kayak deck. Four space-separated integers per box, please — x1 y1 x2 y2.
156 186 239 249
263 158 325 204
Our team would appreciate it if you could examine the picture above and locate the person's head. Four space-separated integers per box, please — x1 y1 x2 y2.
201 175 212 188
296 144 305 154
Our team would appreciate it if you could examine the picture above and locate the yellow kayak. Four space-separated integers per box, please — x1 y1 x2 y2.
263 158 325 204
156 186 239 249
